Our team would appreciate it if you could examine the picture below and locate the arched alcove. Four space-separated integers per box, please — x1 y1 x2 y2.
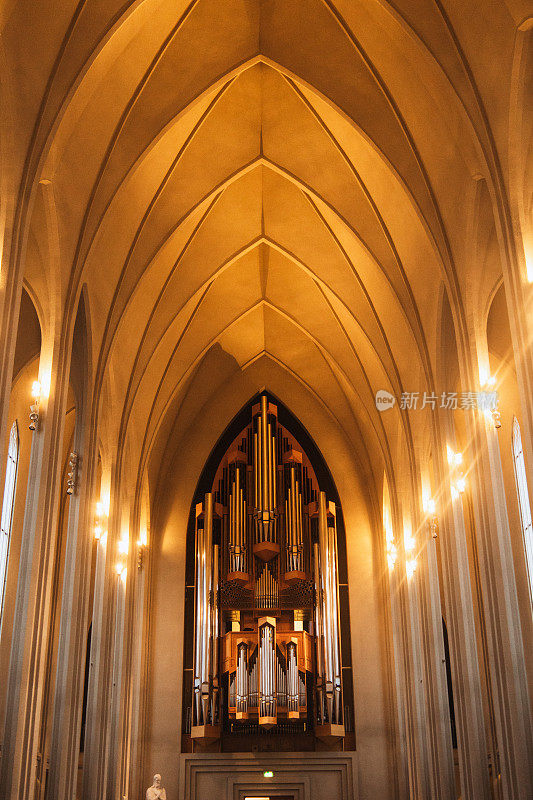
145 366 390 798
180 391 355 753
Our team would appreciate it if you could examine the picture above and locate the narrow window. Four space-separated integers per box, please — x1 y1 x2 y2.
0 421 19 623
512 417 533 601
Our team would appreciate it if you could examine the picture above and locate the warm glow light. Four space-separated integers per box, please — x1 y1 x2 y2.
404 525 415 553
95 501 108 541
31 380 41 399
138 529 148 548
486 375 496 388
118 539 129 555
456 477 466 494
39 370 51 398
406 559 417 579
454 452 462 466
121 567 127 582
115 562 124 575
426 498 436 515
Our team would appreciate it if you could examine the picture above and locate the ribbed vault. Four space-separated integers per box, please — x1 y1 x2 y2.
3 0 523 509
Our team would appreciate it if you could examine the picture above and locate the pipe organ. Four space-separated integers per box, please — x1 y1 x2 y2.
190 395 347 747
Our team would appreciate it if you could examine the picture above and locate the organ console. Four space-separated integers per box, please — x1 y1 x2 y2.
189 395 347 747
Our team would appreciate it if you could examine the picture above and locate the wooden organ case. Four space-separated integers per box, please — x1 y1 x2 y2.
186 395 353 752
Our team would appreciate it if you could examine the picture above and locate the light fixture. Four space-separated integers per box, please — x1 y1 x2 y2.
480 376 501 429
263 771 274 778
94 501 108 542
404 532 416 553
29 380 41 430
66 452 78 495
426 498 438 538
384 506 397 572
406 559 417 580
118 538 129 555
137 530 148 570
448 446 466 497
386 543 397 572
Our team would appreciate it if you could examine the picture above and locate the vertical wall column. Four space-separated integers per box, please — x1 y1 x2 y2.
45 409 94 799
0 333 72 800
414 504 457 800
82 485 123 800
434 413 491 800
464 400 533 799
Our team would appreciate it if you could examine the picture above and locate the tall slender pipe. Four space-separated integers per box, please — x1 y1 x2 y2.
261 397 268 524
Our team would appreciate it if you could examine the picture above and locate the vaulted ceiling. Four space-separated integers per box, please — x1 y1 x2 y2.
2 0 531 504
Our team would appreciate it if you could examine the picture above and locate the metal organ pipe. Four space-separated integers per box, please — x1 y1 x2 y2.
193 493 217 729
190 397 347 743
313 540 325 722
236 643 248 714
254 396 278 545
259 621 276 724
211 543 219 724
285 464 304 574
287 642 298 713
316 491 343 727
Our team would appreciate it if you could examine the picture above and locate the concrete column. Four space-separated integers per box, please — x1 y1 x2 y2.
415 519 456 799
0 330 71 800
46 407 96 798
432 413 491 799
82 496 119 800
463 403 533 799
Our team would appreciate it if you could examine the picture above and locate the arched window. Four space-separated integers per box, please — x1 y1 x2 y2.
0 421 19 623
512 417 533 600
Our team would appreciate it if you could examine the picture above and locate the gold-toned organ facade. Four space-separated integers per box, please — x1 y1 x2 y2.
189 396 347 746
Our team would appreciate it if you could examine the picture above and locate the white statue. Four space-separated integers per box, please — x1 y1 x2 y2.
146 773 167 800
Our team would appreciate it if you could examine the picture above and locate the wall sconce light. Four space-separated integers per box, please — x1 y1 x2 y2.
66 452 78 495
384 507 397 572
455 477 466 494
405 559 417 580
94 501 107 542
115 562 127 581
29 381 41 430
386 542 397 572
480 376 501 429
426 498 439 538
115 536 129 578
137 530 148 570
447 446 466 497
118 538 129 556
